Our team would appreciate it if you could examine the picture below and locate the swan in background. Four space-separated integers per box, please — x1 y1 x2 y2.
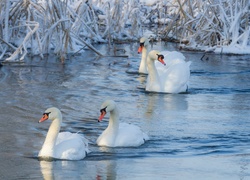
139 36 168 75
38 107 89 160
138 37 150 74
146 50 191 93
137 37 190 76
97 100 149 147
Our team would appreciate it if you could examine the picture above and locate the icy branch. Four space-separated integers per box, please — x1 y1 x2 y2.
5 21 39 61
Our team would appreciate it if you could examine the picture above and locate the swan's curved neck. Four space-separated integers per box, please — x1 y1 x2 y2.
141 46 148 61
147 56 161 86
39 115 61 157
139 45 148 73
107 107 119 134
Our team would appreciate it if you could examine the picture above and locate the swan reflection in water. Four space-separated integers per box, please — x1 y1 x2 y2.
145 93 188 119
40 161 54 180
96 160 117 180
39 160 83 180
39 157 117 180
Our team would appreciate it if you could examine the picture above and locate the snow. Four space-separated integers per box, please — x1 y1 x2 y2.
1 0 250 61
214 46 250 55
140 0 159 6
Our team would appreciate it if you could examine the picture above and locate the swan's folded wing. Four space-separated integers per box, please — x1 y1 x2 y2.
162 62 191 93
55 132 89 160
115 123 149 147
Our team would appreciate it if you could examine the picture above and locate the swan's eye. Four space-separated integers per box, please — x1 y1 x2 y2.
43 112 51 116
157 54 164 59
100 107 107 113
139 42 144 47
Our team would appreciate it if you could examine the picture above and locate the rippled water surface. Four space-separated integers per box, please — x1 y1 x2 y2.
0 42 250 179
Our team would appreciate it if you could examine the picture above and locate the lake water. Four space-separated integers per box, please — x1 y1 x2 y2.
0 41 250 179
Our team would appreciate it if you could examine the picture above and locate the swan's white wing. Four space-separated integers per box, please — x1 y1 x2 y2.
156 51 191 93
161 62 191 93
55 132 89 160
114 123 149 147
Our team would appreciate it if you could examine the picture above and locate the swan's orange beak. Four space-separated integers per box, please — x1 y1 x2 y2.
138 44 143 54
138 41 145 54
158 55 166 66
98 111 106 122
39 113 49 123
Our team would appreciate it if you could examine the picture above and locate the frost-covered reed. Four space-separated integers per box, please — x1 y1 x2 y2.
0 0 249 61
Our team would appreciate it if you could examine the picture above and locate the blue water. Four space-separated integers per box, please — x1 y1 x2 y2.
0 42 250 179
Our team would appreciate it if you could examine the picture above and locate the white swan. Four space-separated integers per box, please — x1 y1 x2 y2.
38 107 89 160
138 37 150 74
97 100 149 147
146 50 191 93
138 36 167 74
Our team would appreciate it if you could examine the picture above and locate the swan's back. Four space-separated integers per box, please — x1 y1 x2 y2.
55 132 89 160
97 123 149 147
157 51 191 93
115 123 149 147
163 61 191 93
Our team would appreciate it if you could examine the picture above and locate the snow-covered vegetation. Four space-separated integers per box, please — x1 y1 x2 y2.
172 0 250 54
0 0 249 61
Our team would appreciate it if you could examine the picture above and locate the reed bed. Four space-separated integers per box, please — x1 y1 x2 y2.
0 0 249 61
